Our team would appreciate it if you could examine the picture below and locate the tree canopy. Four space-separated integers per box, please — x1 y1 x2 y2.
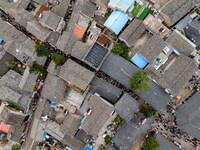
112 43 129 60
11 144 21 150
130 70 151 92
35 44 50 57
104 135 112 145
29 61 45 73
143 135 159 150
51 53 67 66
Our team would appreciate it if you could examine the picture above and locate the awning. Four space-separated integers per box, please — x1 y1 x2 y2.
0 37 3 44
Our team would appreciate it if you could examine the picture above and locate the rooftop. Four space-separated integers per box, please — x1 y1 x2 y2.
84 43 108 68
119 19 146 47
114 93 139 122
160 0 195 27
71 41 90 60
81 0 96 18
58 59 95 91
155 133 179 150
61 113 82 137
176 91 200 140
90 76 123 104
82 94 113 135
41 74 67 102
108 0 134 12
104 10 128 35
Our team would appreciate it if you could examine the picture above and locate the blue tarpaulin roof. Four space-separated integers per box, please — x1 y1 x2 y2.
84 145 93 150
104 10 128 35
108 0 134 12
43 131 47 140
0 37 3 44
131 53 148 69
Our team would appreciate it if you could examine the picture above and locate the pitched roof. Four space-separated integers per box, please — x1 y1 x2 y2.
90 76 123 104
39 11 64 32
19 67 39 92
100 53 139 88
61 135 85 150
71 41 90 60
61 113 82 137
41 74 67 102
59 59 95 91
155 133 179 150
26 19 52 42
47 61 61 75
184 16 200 49
136 82 170 111
176 91 200 140
114 93 139 122
119 19 146 47
82 94 113 135
160 0 195 26
111 117 153 150
0 103 26 142
166 30 195 56
51 0 70 17
81 0 96 18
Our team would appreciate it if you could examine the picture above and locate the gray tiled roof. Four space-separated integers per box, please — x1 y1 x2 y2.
160 0 195 26
90 76 123 104
119 19 146 47
19 67 38 92
61 113 82 137
176 91 200 140
71 41 90 60
82 94 113 135
155 133 179 150
59 59 95 91
114 93 139 122
51 0 71 17
26 19 52 42
136 82 170 112
100 53 139 89
61 135 85 150
166 30 195 56
41 74 67 102
111 117 153 150
81 0 96 18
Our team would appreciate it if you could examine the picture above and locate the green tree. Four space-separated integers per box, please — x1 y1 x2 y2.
130 70 152 92
29 61 45 73
11 144 21 150
104 135 112 145
113 115 123 127
143 135 159 150
5 60 18 69
51 53 67 66
140 106 153 118
112 43 129 60
35 44 50 57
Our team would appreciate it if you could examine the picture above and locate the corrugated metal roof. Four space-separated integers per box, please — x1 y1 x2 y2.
104 10 128 35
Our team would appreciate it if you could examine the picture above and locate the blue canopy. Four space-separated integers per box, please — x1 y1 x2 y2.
0 37 3 44
131 53 148 69
104 10 128 35
43 131 47 140
174 49 181 56
50 100 56 108
84 145 93 150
